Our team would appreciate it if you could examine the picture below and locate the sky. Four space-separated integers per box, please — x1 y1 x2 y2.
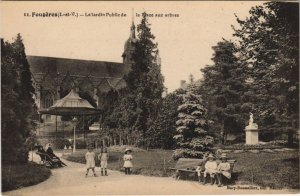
1 1 265 92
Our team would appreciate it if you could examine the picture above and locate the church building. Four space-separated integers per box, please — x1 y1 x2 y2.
28 19 152 123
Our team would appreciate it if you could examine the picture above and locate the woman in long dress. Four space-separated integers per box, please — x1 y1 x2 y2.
123 148 133 175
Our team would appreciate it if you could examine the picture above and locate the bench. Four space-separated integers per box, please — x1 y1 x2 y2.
170 158 204 180
170 158 237 181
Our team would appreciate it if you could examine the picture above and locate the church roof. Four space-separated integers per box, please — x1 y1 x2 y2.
27 55 129 91
27 55 129 78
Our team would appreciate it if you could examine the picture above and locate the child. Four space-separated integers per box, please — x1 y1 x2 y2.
216 153 231 187
123 148 133 175
98 147 109 176
85 145 97 177
203 154 218 185
196 153 209 183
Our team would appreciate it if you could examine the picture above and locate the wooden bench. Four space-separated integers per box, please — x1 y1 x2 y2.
170 158 204 180
170 158 237 181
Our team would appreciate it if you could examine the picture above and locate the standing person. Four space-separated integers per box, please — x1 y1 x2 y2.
203 154 218 185
85 145 97 177
98 147 109 176
216 153 231 187
123 148 133 175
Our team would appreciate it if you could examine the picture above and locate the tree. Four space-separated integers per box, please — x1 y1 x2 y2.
233 2 299 145
107 12 164 147
173 84 213 159
148 89 184 149
1 34 36 164
200 40 248 144
13 34 37 139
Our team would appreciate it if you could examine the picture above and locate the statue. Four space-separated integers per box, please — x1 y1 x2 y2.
245 112 259 145
249 112 254 125
246 112 258 130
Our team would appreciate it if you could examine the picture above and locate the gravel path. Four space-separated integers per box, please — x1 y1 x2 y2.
4 152 296 195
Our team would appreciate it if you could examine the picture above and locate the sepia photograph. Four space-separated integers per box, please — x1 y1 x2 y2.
0 1 299 195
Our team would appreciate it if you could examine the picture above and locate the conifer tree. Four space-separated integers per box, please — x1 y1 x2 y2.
200 40 248 144
173 84 213 159
117 12 164 146
1 34 36 164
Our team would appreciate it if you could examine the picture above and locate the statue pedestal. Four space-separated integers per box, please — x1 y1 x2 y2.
245 128 259 145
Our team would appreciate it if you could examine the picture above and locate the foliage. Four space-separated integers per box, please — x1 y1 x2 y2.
173 84 213 159
25 130 38 150
1 34 37 164
232 2 299 145
102 12 164 147
2 162 51 192
200 40 248 144
147 89 184 149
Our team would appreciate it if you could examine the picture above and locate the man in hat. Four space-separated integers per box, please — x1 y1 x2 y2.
203 154 218 185
216 153 231 187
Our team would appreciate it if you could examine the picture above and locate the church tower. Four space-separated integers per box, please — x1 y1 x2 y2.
122 11 137 68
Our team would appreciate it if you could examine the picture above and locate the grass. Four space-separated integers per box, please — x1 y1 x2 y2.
63 148 299 189
227 150 299 189
63 148 176 177
2 162 51 192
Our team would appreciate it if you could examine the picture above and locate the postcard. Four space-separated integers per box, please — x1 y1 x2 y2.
1 1 299 195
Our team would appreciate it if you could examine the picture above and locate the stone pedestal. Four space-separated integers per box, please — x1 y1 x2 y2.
245 129 259 145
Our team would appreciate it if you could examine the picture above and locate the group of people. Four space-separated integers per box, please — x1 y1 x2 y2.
196 153 231 187
36 143 67 167
85 146 133 177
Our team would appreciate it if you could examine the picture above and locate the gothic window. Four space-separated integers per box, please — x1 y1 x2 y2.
42 91 54 108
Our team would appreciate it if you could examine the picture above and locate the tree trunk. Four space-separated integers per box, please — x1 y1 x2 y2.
288 130 294 147
127 135 130 146
220 120 225 145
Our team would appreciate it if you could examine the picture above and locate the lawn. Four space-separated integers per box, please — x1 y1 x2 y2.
63 147 299 189
2 162 51 192
63 148 176 177
227 150 299 189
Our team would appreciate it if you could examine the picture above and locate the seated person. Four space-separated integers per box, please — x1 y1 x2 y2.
46 143 56 158
36 145 48 163
216 153 231 187
203 154 218 185
196 153 209 183
46 143 67 167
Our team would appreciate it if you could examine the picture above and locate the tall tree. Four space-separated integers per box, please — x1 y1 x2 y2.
13 34 37 140
233 2 299 145
173 84 213 159
1 34 36 164
200 40 248 144
117 12 164 147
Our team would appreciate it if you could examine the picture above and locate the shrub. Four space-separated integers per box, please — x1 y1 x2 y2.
2 162 51 192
